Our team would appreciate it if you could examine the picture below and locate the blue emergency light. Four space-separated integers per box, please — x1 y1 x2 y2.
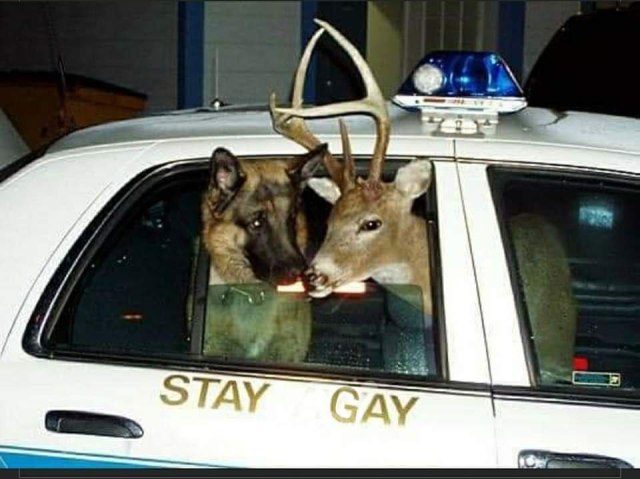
393 51 527 121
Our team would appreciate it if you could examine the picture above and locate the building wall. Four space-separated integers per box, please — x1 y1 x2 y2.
203 1 300 106
0 1 593 115
0 2 178 112
523 1 580 80
367 1 403 99
402 1 498 80
399 1 580 88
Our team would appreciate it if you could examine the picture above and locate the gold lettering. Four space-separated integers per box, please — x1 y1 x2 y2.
192 376 221 408
212 380 241 411
160 374 189 406
391 395 418 426
244 382 270 413
330 387 359 424
361 394 390 425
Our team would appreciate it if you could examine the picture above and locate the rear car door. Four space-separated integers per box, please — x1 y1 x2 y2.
0 149 498 467
459 157 640 468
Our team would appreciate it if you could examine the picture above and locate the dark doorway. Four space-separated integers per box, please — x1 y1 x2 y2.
314 2 368 105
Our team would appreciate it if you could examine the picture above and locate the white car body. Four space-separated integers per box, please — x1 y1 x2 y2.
1 103 639 468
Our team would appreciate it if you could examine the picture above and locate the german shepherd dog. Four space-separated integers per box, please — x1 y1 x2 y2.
200 146 325 362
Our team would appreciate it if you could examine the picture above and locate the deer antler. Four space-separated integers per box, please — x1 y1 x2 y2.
269 27 323 151
269 26 344 184
270 18 390 184
339 118 355 187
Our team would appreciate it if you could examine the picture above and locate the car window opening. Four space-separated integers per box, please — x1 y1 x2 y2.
494 170 640 391
45 159 441 381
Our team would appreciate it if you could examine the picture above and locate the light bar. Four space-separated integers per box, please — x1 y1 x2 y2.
393 51 527 130
277 281 367 294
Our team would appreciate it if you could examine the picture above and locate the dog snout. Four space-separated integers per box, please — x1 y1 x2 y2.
271 259 306 285
286 258 307 280
279 270 301 285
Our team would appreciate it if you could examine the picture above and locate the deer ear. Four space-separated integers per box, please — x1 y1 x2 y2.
287 143 327 185
394 160 433 199
210 147 245 194
308 177 342 204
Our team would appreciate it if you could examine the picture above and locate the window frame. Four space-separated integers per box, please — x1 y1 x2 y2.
23 155 449 388
489 164 640 397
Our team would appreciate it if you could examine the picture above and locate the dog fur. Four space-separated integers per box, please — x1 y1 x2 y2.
200 146 325 362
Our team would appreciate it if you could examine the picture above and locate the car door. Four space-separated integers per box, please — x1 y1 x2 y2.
459 159 640 468
0 154 497 467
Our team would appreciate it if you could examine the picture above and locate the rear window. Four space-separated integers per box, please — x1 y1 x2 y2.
493 168 640 391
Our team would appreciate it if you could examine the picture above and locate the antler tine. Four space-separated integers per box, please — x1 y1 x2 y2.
269 27 344 182
315 19 389 183
275 18 391 183
269 27 323 150
339 118 355 188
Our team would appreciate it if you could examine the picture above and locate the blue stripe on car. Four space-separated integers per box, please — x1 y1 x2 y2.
0 445 222 468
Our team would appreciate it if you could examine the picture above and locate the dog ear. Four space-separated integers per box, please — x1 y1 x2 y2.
209 147 246 214
286 143 327 185
210 147 245 193
307 177 341 204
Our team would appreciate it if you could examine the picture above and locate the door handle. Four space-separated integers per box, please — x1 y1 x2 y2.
519 450 632 469
45 410 143 439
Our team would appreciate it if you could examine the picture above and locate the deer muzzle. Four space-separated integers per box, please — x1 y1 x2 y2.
304 262 339 298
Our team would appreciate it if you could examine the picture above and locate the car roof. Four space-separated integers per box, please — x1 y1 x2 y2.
48 103 640 158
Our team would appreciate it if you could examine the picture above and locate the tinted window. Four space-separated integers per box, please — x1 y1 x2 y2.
525 9 640 118
493 169 640 390
49 177 203 355
41 161 442 380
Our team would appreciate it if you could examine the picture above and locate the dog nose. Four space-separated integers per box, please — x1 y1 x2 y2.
279 271 300 285
285 254 306 278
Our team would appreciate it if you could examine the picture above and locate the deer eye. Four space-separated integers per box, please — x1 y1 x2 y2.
359 219 382 232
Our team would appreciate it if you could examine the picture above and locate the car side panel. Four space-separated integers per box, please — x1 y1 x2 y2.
458 161 640 468
0 356 496 467
0 153 496 467
0 147 149 354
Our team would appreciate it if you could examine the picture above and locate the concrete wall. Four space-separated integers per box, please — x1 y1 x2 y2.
0 2 178 112
400 1 580 87
203 1 300 106
367 1 404 99
402 1 499 79
523 1 580 80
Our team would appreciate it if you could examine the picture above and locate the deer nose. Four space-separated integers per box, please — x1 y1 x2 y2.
304 268 328 287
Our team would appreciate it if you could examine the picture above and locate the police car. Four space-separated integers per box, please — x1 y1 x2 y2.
1 47 640 469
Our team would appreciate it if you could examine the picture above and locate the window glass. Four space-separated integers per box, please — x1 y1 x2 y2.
493 169 640 390
45 161 440 379
49 177 203 356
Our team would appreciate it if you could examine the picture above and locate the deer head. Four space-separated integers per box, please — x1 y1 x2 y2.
270 19 433 314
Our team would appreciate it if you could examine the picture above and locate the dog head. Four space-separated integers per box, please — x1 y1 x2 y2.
202 145 325 284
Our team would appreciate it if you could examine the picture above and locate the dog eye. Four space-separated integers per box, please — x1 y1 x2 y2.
359 219 382 232
248 213 265 231
250 218 263 229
